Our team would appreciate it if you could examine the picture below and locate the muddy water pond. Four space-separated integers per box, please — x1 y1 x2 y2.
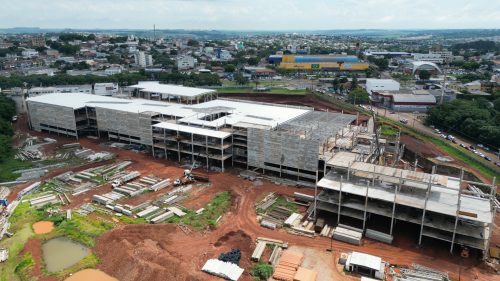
42 237 90 272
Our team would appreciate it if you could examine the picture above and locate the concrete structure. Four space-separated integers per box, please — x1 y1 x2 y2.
94 83 118 96
127 81 216 104
412 53 444 64
371 90 436 112
176 55 196 70
365 79 400 94
26 92 358 177
134 51 153 67
316 161 496 257
28 85 92 97
464 80 481 92
21 49 39 59
407 61 442 75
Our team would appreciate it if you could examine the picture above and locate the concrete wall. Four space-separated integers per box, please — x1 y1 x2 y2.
27 101 77 132
247 128 319 175
95 107 152 145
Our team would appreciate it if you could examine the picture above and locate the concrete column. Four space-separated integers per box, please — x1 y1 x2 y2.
363 181 369 230
450 169 464 253
191 133 194 164
221 138 224 172
337 176 343 225
419 166 436 245
313 170 318 220
390 171 403 235
206 136 209 170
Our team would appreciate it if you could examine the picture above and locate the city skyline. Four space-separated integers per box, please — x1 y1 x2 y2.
1 0 499 30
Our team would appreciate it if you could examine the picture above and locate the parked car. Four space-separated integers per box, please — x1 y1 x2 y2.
459 143 466 148
484 156 491 161
477 144 484 148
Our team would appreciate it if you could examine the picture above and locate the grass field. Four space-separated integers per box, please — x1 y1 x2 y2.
168 191 231 229
0 154 32 182
0 201 114 281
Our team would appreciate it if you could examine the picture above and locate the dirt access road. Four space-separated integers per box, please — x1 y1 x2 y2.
92 166 498 281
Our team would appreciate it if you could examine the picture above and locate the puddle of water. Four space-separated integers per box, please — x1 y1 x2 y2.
42 237 90 272
65 269 118 281
32 221 54 234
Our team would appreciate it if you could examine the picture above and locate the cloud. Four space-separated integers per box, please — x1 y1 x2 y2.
0 0 498 30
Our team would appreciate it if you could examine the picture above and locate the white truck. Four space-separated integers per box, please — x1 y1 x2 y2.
112 171 140 188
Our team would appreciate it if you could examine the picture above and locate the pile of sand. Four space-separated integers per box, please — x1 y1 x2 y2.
32 221 54 234
65 269 118 281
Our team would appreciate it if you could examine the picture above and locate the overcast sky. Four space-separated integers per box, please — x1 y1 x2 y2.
1 0 499 30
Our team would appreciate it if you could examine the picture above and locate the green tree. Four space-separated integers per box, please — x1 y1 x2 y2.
250 263 274 281
348 88 369 104
223 64 236 73
418 69 431 80
187 39 199 47
350 76 358 90
234 73 248 85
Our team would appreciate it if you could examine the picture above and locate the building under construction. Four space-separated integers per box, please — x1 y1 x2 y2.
315 154 496 258
24 84 496 257
25 90 362 182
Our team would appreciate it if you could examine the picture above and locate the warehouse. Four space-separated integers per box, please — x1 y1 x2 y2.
26 92 358 178
371 90 436 112
277 55 369 71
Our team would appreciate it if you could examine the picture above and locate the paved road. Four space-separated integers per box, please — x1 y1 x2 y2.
372 106 500 169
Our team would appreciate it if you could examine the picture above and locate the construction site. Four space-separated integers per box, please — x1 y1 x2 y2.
0 84 498 281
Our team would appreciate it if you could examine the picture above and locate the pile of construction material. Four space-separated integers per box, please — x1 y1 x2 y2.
284 213 303 227
251 241 267 262
394 264 450 281
333 225 363 245
15 149 42 161
202 259 244 281
218 249 241 265
92 191 125 205
29 192 61 207
319 224 335 237
255 192 277 211
273 251 313 281
294 192 314 205
287 219 316 238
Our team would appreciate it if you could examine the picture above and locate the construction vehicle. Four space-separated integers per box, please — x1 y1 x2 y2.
174 160 209 186
111 171 140 188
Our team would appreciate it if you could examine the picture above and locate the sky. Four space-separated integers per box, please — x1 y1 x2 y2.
1 0 499 30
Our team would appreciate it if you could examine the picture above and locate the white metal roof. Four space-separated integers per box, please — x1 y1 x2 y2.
153 122 231 139
26 92 310 130
128 81 215 98
347 252 382 271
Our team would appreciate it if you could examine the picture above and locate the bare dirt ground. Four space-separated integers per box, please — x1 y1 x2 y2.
9 111 499 281
32 221 54 235
221 93 359 114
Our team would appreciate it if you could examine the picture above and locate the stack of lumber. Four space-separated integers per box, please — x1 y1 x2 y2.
272 251 304 281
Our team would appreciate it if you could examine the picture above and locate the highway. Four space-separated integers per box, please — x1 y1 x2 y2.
372 106 500 169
